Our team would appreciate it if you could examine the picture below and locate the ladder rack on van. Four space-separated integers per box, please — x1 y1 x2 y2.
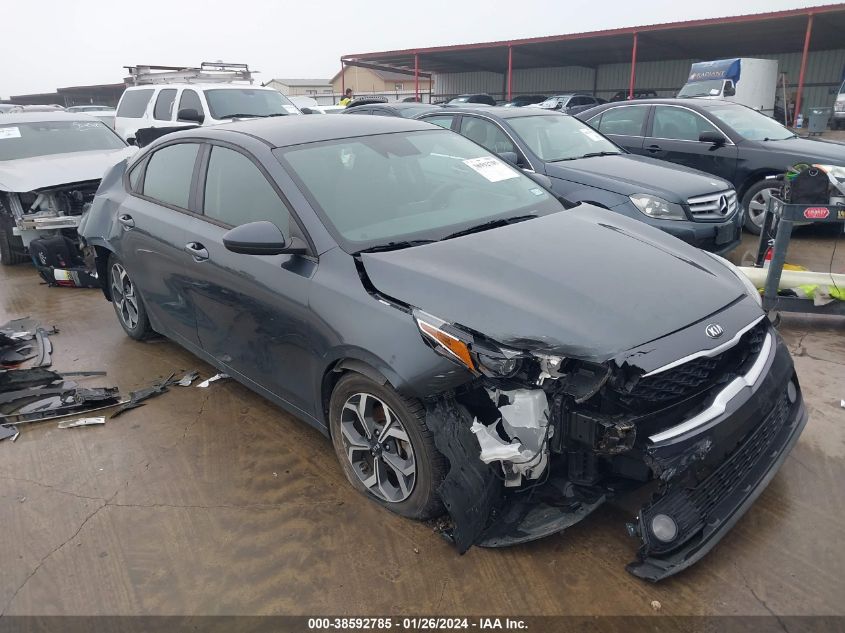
124 62 256 85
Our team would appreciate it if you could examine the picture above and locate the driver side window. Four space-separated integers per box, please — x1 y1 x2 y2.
652 106 719 141
203 146 290 237
459 117 517 156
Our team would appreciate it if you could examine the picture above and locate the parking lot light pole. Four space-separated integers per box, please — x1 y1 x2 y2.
628 32 638 100
415 53 420 101
793 12 814 127
507 45 513 102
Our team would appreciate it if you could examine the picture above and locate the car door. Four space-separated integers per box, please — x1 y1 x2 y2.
586 104 649 154
117 141 202 346
643 105 738 182
179 142 317 414
151 88 178 127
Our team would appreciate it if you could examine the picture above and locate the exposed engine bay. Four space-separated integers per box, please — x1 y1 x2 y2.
1 182 100 287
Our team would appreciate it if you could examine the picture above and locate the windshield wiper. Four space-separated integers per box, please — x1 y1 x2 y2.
579 151 623 158
441 215 536 241
356 240 436 254
219 113 266 119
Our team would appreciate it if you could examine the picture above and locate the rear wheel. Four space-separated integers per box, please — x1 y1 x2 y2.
108 253 153 340
329 373 446 520
742 179 780 235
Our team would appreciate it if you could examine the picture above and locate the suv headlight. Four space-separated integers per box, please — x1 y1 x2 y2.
704 252 762 307
629 194 686 220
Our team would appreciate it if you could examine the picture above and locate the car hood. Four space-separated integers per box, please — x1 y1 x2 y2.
360 205 746 362
0 147 137 192
751 136 845 164
545 154 730 202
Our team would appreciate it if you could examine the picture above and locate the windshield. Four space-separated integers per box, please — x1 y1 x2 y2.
678 80 724 98
276 129 561 252
0 120 126 161
706 104 794 140
509 115 622 161
204 89 300 119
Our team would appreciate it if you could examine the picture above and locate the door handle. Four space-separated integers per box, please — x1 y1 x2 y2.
118 214 135 229
646 144 663 153
184 242 209 262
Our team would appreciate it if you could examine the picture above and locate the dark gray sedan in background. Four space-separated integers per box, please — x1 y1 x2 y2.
79 115 806 581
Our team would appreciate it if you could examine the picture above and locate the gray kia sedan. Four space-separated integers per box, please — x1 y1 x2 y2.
78 116 806 581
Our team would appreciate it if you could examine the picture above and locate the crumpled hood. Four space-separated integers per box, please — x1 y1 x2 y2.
545 154 730 203
0 147 136 192
361 205 745 361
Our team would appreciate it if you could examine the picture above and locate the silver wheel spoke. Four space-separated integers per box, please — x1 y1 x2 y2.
339 392 416 504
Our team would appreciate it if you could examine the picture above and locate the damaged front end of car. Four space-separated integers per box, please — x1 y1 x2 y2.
414 307 806 581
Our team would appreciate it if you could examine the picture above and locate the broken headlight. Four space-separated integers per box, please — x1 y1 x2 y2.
413 311 521 377
630 194 686 220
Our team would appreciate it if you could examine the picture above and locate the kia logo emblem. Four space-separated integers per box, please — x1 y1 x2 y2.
705 323 724 339
718 196 729 215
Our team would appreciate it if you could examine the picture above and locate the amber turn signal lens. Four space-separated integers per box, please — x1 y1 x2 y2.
417 320 475 371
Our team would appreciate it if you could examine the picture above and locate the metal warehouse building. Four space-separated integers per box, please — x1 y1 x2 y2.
340 3 845 124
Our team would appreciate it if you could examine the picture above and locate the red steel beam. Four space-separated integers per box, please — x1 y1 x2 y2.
628 32 638 100
507 45 513 101
414 53 420 100
342 4 845 61
793 12 814 127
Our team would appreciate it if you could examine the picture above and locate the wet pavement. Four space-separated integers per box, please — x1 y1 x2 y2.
0 229 843 617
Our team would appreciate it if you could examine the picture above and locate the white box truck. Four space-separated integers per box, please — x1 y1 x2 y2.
678 58 778 115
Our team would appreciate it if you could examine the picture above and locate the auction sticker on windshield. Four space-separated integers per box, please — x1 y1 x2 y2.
463 157 518 182
0 127 22 139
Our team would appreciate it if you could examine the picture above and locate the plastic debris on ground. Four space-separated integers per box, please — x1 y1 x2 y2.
196 373 229 388
58 416 106 429
110 370 199 418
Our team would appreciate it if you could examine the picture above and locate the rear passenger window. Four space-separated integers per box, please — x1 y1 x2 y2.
142 143 199 209
154 89 177 121
116 89 154 118
594 106 647 136
128 162 144 192
203 146 290 236
178 90 204 119
422 115 454 129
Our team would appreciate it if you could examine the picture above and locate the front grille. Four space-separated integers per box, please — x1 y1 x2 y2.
615 319 768 410
687 190 738 221
643 393 791 553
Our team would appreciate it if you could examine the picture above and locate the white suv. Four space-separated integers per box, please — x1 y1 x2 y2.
114 83 300 142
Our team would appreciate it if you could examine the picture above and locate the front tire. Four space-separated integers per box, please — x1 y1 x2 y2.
742 179 780 235
329 373 446 520
108 253 153 340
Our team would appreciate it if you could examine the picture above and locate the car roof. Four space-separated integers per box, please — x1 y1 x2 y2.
590 98 735 109
123 83 277 91
0 111 107 124
182 114 437 148
433 106 564 120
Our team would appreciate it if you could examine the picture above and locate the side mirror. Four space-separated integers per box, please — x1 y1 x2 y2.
222 221 307 256
699 130 727 146
523 171 553 191
723 81 736 97
300 107 315 114
498 151 520 166
126 137 137 146
177 108 204 124
554 103 563 110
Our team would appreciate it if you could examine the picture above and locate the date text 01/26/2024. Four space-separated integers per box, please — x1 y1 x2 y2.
307 617 528 630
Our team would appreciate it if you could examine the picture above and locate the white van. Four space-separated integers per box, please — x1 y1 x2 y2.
114 63 300 142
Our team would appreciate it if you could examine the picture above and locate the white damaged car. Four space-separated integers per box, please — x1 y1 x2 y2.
0 112 135 277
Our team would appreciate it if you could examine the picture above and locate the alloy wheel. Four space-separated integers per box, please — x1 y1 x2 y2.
339 392 416 503
746 185 777 229
110 262 140 330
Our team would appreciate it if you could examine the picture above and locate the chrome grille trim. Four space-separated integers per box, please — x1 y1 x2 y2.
687 189 738 221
